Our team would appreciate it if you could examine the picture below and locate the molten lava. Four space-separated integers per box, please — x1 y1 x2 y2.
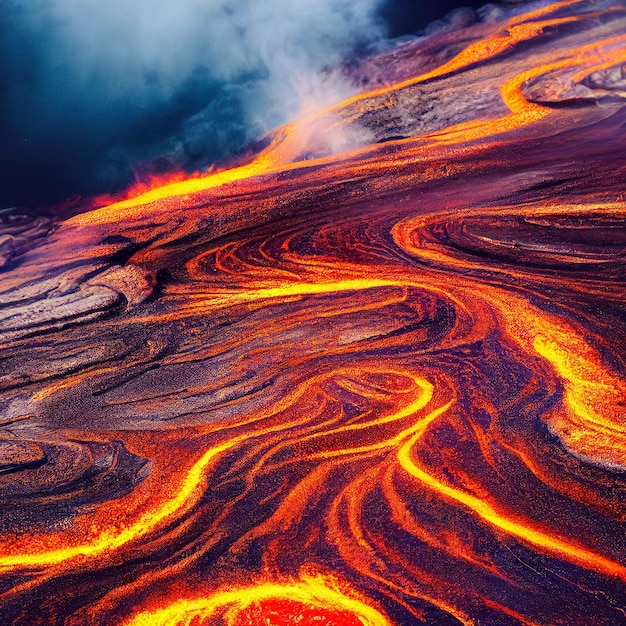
0 1 625 624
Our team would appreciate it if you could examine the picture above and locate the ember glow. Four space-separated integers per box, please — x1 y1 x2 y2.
1 1 626 624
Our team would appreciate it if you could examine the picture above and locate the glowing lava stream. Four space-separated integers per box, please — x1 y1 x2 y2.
0 434 241 571
398 435 626 581
0 362 439 573
74 0 626 226
123 573 391 626
1 278 624 582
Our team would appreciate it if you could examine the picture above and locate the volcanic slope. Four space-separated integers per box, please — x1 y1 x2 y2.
1 1 626 624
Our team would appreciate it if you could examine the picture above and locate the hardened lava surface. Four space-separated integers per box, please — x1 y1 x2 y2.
1 1 625 624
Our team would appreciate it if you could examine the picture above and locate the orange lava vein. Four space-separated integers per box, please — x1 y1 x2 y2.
0 437 240 571
229 278 626 578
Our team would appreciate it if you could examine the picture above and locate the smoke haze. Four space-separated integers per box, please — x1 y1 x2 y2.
0 0 499 208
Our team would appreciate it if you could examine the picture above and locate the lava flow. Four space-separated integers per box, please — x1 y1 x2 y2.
1 0 626 624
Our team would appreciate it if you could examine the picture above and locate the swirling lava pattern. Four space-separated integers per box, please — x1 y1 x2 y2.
1 1 626 624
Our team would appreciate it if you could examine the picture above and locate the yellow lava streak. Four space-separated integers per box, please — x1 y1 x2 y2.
233 279 626 580
95 152 278 213
0 436 243 571
248 282 626 581
398 430 626 581
533 333 626 466
477 286 626 468
0 371 331 571
123 573 391 626
0 313 430 574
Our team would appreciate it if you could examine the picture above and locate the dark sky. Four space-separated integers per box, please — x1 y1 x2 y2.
381 0 498 37
1 1 509 209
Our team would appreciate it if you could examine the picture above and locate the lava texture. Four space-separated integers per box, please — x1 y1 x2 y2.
1 1 625 624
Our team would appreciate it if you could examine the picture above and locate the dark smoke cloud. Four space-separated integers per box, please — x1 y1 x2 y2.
380 0 501 38
1 0 389 207
0 1 508 208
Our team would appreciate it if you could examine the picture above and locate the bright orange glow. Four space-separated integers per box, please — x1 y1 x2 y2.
478 289 626 469
124 573 390 626
4 273 622 581
534 334 626 466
